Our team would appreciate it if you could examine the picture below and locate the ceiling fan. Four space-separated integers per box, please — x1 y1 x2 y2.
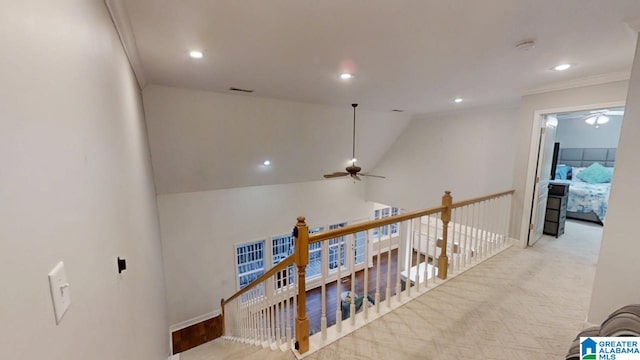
583 109 624 126
323 104 386 181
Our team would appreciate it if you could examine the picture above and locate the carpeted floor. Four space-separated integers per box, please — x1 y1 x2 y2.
180 220 602 360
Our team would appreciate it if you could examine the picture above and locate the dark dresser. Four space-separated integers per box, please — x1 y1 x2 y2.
543 182 570 238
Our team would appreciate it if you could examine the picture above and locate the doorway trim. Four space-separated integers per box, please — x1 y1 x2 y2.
518 100 625 248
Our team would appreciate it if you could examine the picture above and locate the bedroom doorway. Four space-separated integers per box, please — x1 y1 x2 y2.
526 106 624 246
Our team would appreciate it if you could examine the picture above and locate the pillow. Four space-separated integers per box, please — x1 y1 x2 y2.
555 165 572 180
576 162 612 184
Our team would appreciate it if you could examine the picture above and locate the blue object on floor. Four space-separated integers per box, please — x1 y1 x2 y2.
341 294 375 320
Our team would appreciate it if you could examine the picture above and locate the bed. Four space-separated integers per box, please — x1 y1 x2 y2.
553 147 615 224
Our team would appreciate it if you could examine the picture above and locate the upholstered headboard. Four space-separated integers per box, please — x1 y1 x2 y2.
559 147 616 168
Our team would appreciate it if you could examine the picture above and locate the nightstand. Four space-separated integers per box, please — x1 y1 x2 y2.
543 182 570 238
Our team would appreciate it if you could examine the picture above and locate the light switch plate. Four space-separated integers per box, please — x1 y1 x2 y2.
48 261 71 324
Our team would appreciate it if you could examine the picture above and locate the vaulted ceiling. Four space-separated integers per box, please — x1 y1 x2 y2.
115 0 640 193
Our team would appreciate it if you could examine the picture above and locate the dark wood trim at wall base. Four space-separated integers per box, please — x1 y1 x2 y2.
172 315 223 354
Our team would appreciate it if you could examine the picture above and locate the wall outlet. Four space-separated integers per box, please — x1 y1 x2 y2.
48 261 71 324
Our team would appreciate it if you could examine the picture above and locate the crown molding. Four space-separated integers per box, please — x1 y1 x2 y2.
412 100 521 120
522 71 631 96
105 0 146 89
625 17 640 33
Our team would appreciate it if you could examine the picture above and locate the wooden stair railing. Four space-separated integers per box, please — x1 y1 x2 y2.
220 189 515 354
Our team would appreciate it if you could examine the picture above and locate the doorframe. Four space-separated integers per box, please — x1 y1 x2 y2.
518 100 625 248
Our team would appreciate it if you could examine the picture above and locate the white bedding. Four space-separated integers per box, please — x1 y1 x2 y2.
553 167 612 221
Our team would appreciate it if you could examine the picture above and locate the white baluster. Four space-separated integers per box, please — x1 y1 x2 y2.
451 208 457 274
292 267 297 343
498 196 505 247
268 283 275 346
375 226 382 314
405 219 415 297
283 270 290 349
321 240 328 339
336 235 342 333
488 200 493 256
249 292 254 342
363 230 370 320
415 217 421 292
463 205 469 267
242 298 248 342
476 202 482 260
424 215 431 287
247 296 252 344
482 201 488 259
350 234 356 326
503 195 510 246
254 283 264 345
395 220 403 302
385 224 392 308
274 287 280 348
491 199 498 254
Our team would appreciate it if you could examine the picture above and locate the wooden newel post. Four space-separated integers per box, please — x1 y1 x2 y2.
438 191 453 279
220 298 225 336
294 216 310 354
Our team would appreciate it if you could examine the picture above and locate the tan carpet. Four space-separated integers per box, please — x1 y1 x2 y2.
180 220 601 360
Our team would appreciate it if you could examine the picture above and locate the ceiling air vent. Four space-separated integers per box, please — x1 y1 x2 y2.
229 87 254 93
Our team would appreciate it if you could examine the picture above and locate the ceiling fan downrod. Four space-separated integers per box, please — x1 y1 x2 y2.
352 103 357 166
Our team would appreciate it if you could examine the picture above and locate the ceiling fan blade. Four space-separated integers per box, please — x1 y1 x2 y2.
352 174 361 181
605 110 624 115
360 173 386 179
324 172 349 178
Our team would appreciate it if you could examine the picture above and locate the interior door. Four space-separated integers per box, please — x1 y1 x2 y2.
528 115 557 245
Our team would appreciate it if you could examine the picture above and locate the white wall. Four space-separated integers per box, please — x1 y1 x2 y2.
143 85 411 195
556 115 623 148
365 106 519 211
158 180 374 326
588 36 640 324
0 1 168 359
511 80 629 244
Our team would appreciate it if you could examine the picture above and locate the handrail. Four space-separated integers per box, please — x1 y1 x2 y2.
451 189 514 209
222 254 295 306
309 205 446 243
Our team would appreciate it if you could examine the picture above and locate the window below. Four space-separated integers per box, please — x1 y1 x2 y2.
306 227 324 279
272 234 294 289
236 240 265 290
328 223 346 271
372 206 399 240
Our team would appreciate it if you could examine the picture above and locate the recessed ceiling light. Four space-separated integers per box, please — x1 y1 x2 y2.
392 109 404 112
454 98 463 103
553 63 571 71
340 73 353 80
263 160 271 166
189 50 204 59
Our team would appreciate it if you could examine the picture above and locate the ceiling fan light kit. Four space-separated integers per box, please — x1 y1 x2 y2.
323 104 386 181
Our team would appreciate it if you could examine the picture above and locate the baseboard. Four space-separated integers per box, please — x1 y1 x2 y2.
170 310 221 332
